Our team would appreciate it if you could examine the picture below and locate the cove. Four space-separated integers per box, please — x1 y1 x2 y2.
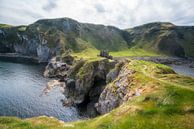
0 61 79 121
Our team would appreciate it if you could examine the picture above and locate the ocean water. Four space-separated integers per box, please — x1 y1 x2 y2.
170 64 194 77
0 61 79 121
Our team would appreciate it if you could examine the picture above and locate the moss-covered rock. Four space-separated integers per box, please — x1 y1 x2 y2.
64 58 116 117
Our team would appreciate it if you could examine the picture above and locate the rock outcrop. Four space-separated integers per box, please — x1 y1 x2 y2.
44 57 118 117
43 57 181 117
0 26 56 62
95 61 137 114
64 59 116 117
44 57 70 78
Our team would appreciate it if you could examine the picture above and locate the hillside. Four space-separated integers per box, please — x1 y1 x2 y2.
0 60 194 129
1 18 194 62
0 18 131 62
126 22 194 57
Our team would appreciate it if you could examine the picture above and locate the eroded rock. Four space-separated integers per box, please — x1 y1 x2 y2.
62 59 116 117
95 63 137 114
44 57 70 78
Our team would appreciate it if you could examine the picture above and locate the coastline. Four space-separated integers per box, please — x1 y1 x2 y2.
0 53 47 64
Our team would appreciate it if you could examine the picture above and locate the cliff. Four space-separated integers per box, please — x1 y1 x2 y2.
1 19 194 63
1 59 194 129
0 18 129 62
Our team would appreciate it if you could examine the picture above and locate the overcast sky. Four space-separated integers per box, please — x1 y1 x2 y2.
0 0 194 29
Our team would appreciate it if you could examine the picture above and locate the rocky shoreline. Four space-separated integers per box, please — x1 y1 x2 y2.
0 53 47 64
43 55 194 118
1 54 193 118
44 56 117 117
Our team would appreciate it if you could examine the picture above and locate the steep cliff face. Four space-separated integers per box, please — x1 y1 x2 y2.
96 62 136 114
44 57 194 119
0 25 55 62
0 18 130 62
64 59 116 117
126 22 194 57
1 19 194 62
43 57 117 117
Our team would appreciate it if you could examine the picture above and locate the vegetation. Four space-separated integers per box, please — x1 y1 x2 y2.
0 18 194 129
0 24 12 28
1 19 194 59
0 60 194 129
110 48 161 57
126 22 194 57
71 47 161 60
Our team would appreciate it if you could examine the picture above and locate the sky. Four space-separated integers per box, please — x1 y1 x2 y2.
0 0 194 29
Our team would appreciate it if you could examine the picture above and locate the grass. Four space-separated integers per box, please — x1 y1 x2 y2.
72 47 161 59
0 60 194 129
18 26 27 32
0 24 12 28
110 48 161 57
72 47 99 59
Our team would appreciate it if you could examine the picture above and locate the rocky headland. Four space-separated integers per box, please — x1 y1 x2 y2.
0 18 194 128
43 54 194 118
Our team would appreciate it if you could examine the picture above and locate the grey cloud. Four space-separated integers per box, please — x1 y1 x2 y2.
18 10 43 19
174 17 194 25
43 0 57 11
1 0 194 28
0 15 22 25
94 3 106 13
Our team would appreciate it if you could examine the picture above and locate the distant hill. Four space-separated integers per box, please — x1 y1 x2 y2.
126 22 194 57
0 18 194 62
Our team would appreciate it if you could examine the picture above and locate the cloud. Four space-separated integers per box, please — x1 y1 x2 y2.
94 3 106 13
0 0 194 28
42 0 58 11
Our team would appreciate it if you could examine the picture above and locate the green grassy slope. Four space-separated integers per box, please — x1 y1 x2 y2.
0 24 12 28
126 22 194 57
1 18 137 58
26 18 129 53
3 19 194 59
1 60 194 129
